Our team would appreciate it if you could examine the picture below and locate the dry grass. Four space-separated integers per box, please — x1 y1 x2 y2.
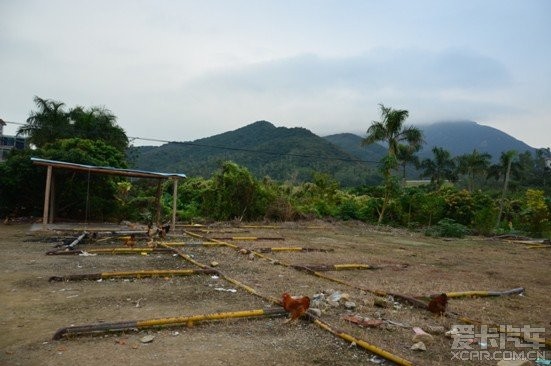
0 221 549 365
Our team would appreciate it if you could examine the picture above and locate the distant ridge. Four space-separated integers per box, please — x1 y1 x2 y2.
417 121 535 160
129 121 381 186
129 120 537 185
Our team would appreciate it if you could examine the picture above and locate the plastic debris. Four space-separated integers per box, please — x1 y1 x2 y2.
214 287 237 293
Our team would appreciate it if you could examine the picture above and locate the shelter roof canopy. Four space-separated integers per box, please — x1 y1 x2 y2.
31 157 186 179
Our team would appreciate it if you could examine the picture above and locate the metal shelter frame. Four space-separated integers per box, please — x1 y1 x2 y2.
31 157 186 230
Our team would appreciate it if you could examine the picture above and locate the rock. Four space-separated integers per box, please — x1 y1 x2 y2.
373 298 390 308
140 335 155 343
309 308 322 317
340 293 350 301
412 327 434 344
427 325 446 334
344 301 356 309
327 300 340 307
248 253 255 260
496 360 533 366
328 291 342 302
410 341 426 351
210 261 219 267
239 248 248 254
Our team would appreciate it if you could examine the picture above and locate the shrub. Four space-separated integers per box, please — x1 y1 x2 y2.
425 218 469 238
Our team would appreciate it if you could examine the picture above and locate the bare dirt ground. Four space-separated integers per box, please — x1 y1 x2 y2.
1 221 549 366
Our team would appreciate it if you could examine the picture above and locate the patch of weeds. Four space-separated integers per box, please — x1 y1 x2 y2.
425 218 469 238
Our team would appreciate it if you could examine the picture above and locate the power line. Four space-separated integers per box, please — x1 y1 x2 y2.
4 121 381 164
128 136 382 165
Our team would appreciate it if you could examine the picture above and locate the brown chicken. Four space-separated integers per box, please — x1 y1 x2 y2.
282 293 310 323
427 293 448 315
124 234 136 248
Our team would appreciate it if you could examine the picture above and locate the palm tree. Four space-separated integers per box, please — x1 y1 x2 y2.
420 147 457 187
17 96 71 148
69 106 129 152
362 104 423 224
457 149 492 192
396 143 421 185
488 150 519 228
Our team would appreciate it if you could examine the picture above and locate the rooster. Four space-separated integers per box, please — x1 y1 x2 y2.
282 292 310 323
427 293 448 315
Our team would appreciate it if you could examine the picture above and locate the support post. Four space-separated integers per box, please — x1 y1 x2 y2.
154 180 162 226
172 178 178 231
48 173 55 224
42 165 53 226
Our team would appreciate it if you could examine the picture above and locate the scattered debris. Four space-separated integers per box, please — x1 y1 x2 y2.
341 314 384 328
214 287 237 293
140 335 155 343
412 327 433 344
410 341 426 351
344 301 356 309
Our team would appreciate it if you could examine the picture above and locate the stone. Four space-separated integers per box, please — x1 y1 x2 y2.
344 301 356 309
327 300 340 307
309 308 322 317
140 335 155 343
210 261 219 267
412 327 434 344
410 341 426 351
373 298 390 308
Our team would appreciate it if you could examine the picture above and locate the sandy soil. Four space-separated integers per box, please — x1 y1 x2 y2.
0 221 549 366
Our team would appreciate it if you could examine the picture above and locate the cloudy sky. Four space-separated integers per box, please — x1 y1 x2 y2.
1 0 550 148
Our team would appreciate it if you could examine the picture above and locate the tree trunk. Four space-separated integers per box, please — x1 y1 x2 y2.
496 159 512 228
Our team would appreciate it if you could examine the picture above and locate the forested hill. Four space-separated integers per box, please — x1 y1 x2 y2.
325 121 536 163
129 121 382 186
129 120 537 185
417 121 535 160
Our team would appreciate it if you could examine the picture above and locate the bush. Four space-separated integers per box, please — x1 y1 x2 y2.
425 218 469 238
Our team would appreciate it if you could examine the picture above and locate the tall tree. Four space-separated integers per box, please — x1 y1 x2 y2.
420 147 457 187
489 150 519 228
17 96 71 148
69 106 129 152
362 104 423 224
457 149 492 192
17 97 129 152
396 143 421 185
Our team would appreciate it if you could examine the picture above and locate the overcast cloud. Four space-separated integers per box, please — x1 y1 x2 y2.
1 0 550 148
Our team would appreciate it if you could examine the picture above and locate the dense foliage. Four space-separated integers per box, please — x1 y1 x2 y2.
1 99 550 239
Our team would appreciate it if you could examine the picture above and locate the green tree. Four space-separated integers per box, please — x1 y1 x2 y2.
69 106 129 152
203 161 271 220
420 147 457 187
17 96 71 148
396 143 421 185
488 150 519 228
457 149 492 192
17 97 129 152
362 104 423 224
